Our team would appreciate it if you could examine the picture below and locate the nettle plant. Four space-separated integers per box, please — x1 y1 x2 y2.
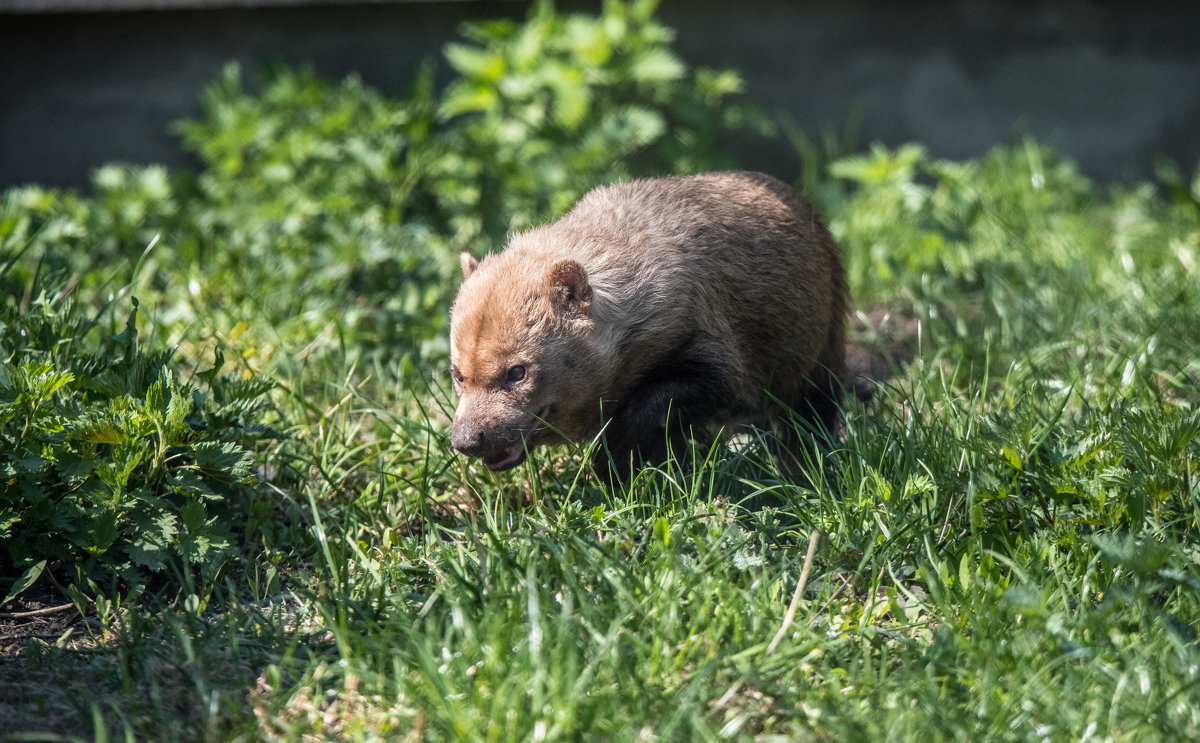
166 0 766 381
0 259 278 606
435 0 768 242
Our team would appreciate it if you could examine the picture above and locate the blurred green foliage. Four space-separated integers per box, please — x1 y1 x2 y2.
0 0 763 605
2 1 1200 739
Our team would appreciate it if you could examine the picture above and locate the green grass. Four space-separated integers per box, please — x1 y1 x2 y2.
3 3 1200 741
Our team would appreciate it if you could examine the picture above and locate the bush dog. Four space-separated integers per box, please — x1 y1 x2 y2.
449 171 846 480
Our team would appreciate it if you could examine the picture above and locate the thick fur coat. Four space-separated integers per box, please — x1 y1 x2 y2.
449 171 847 477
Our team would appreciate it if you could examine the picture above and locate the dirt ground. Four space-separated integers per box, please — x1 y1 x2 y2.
1 587 94 736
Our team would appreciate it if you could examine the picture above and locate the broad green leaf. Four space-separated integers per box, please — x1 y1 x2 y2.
81 424 126 445
181 499 207 534
125 539 167 571
2 559 45 605
654 516 670 548
87 510 120 555
192 440 256 483
627 47 685 83
438 81 500 120
444 43 506 82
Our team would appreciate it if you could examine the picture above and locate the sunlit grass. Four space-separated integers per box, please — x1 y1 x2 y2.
3 5 1200 735
5 138 1200 741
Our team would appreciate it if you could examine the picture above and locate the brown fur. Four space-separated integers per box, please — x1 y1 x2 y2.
449 171 847 477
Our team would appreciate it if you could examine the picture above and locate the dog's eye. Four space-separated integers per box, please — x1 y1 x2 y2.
450 366 464 385
507 365 526 383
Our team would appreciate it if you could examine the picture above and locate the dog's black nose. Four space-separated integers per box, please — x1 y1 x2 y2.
450 421 488 457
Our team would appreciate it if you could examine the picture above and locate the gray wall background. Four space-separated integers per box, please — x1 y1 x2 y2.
3 0 1200 191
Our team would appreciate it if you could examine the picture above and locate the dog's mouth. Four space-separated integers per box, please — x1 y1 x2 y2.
482 443 527 471
478 406 552 472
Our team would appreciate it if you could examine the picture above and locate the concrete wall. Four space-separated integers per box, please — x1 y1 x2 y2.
660 1 1200 183
3 0 1200 190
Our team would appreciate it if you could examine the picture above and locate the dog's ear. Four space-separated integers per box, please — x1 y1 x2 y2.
546 259 592 314
460 252 480 279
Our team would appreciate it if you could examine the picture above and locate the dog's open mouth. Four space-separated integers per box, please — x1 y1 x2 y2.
481 442 527 471
474 408 551 472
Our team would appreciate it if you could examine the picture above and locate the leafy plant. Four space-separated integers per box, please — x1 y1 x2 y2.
1 259 278 603
435 0 768 241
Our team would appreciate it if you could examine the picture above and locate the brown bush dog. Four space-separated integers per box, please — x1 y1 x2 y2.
449 171 847 481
